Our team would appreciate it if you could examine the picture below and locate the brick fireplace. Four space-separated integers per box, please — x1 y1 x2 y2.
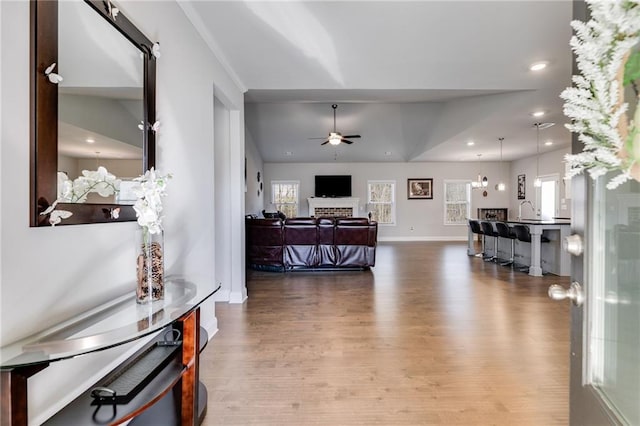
308 197 360 217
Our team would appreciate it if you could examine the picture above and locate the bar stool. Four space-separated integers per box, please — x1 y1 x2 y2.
468 220 484 257
512 225 550 272
495 222 516 266
480 221 499 262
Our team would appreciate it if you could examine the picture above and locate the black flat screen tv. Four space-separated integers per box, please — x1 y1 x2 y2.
315 175 352 197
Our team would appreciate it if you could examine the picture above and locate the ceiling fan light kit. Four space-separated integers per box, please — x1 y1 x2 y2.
313 104 361 146
328 132 342 145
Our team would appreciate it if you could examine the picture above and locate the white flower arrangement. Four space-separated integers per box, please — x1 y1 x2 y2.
131 168 172 235
41 166 120 225
560 0 640 189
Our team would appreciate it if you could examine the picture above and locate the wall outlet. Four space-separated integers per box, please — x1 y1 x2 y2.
410 226 414 231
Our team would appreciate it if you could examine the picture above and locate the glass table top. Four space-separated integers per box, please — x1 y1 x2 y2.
0 277 219 369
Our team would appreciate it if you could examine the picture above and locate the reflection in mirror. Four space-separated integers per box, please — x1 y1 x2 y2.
57 1 143 204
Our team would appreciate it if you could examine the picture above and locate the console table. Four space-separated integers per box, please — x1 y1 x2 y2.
0 277 219 426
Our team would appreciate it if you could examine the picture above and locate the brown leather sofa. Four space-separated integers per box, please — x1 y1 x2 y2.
246 217 378 271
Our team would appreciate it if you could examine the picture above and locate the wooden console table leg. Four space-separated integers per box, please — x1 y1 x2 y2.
1 364 48 426
179 308 200 426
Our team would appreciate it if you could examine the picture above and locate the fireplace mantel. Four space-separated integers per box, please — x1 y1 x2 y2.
308 197 360 217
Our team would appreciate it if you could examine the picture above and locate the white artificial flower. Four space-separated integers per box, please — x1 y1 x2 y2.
57 172 73 202
43 167 122 225
131 167 172 234
44 63 63 84
49 210 72 226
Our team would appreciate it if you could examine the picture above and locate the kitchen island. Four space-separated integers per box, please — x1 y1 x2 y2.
468 219 572 277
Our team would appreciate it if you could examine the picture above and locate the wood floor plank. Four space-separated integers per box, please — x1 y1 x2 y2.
200 241 570 425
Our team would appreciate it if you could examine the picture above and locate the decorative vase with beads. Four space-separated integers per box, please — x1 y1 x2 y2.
136 228 164 303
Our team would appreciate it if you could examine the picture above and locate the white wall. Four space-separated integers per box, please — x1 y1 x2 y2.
59 94 142 148
244 129 264 216
0 1 244 423
76 158 141 178
264 161 511 240
509 146 571 220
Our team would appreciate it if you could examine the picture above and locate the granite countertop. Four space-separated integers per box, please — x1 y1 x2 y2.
471 218 571 225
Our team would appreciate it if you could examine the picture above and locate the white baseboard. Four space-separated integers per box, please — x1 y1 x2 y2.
378 236 468 242
213 288 231 302
229 290 248 304
202 315 218 341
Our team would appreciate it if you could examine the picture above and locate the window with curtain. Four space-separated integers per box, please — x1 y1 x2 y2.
368 181 395 224
444 180 471 225
271 181 299 218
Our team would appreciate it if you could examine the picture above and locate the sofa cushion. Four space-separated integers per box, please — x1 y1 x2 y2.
335 218 369 245
246 218 284 266
284 218 317 267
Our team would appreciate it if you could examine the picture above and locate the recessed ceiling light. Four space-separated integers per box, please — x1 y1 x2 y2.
531 111 545 117
86 138 95 144
467 141 475 146
545 140 553 146
530 62 548 71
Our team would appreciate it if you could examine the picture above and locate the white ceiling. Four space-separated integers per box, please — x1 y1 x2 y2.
180 0 574 163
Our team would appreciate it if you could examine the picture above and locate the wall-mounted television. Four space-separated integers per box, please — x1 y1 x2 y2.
314 175 352 197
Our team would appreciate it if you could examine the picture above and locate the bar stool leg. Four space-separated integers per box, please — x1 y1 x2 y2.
484 235 498 262
493 236 499 263
500 239 514 267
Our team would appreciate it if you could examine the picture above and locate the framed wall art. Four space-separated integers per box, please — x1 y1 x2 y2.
517 174 526 199
408 178 433 199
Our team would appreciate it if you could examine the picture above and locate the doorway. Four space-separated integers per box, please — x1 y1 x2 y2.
535 174 559 220
214 96 231 301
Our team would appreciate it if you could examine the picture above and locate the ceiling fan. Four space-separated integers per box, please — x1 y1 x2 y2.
309 104 361 146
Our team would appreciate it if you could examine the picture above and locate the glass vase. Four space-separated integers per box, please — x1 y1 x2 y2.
136 228 164 303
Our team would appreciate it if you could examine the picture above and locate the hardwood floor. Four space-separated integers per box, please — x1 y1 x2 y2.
200 241 570 425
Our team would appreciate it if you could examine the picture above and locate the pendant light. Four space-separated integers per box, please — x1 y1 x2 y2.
497 137 506 191
471 154 488 189
533 122 555 187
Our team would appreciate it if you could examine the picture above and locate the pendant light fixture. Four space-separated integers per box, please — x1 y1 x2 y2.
533 122 555 187
471 154 488 189
497 137 506 191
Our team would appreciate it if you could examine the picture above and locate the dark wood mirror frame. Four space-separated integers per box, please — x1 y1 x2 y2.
30 0 156 227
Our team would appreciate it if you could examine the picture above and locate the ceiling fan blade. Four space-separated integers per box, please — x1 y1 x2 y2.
341 135 361 139
341 139 354 144
321 140 330 145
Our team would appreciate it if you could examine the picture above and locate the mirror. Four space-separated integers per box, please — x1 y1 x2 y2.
31 0 156 226
58 0 144 204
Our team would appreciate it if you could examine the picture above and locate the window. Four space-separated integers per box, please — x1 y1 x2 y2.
444 180 471 225
271 181 299 217
368 181 395 225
